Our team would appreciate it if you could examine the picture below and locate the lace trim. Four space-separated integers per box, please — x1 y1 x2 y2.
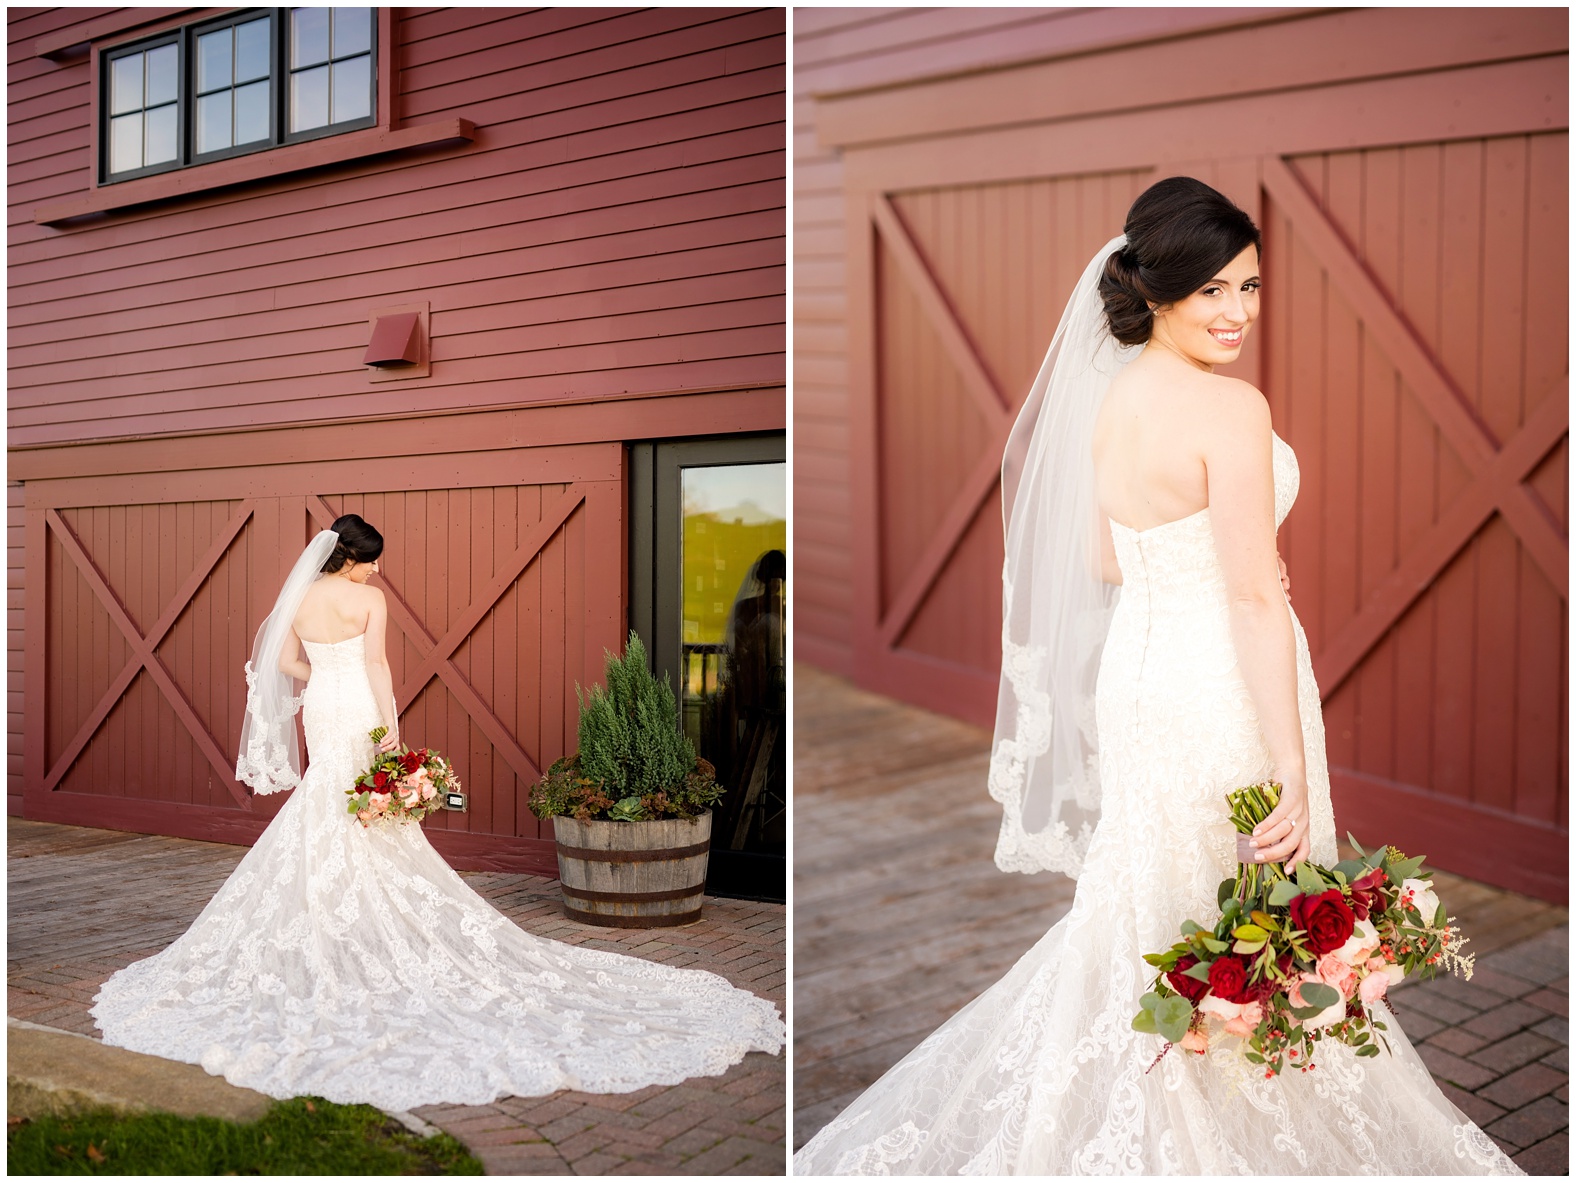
236 659 304 795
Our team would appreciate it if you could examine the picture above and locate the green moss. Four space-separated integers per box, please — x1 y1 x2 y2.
7 1097 483 1176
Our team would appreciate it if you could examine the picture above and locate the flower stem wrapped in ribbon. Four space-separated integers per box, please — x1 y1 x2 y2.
1132 781 1474 1076
345 726 459 826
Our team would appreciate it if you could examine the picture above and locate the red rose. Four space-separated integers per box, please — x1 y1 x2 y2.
1206 954 1252 1003
373 770 389 788
400 752 421 775
1347 867 1388 922
1165 954 1209 1003
1289 888 1356 954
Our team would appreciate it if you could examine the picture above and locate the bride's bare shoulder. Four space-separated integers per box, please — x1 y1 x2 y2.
1196 373 1271 440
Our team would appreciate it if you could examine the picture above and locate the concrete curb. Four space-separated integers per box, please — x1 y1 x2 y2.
6 1018 273 1124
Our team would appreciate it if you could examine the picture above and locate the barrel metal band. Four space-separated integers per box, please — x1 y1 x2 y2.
563 905 703 929
555 840 711 864
559 883 703 904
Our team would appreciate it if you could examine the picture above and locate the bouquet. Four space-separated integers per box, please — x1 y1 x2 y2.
1132 781 1474 1077
345 726 459 826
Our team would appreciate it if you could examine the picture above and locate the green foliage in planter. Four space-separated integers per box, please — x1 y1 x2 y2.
527 631 726 822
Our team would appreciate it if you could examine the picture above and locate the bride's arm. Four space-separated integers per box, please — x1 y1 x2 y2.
363 590 400 752
278 630 312 683
1204 381 1309 869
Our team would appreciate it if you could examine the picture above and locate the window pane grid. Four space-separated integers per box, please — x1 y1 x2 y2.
103 8 374 180
107 42 179 174
288 8 372 135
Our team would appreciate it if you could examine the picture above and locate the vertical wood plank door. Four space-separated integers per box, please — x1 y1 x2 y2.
857 170 1153 721
1263 138 1567 900
25 443 624 877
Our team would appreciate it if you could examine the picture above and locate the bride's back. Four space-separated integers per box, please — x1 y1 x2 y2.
293 577 377 645
1092 355 1228 533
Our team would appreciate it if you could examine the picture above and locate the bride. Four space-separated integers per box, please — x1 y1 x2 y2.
793 178 1518 1175
92 514 783 1113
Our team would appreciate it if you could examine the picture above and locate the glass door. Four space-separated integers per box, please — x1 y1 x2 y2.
631 436 786 902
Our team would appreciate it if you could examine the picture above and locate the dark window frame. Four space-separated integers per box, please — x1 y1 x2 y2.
99 7 378 185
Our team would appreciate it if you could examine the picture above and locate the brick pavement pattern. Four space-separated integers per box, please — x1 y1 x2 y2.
794 665 1568 1175
8 818 785 1175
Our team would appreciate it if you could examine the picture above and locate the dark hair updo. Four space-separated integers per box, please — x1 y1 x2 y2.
322 514 384 573
1099 176 1262 347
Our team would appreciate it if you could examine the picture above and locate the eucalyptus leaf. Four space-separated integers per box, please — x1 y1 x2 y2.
1218 878 1236 909
1298 981 1339 1010
1181 919 1202 936
1153 996 1193 1044
1295 861 1327 894
1183 961 1212 983
1347 832 1367 857
1131 1009 1159 1035
1333 859 1366 882
1219 898 1242 923
1268 879 1303 907
1289 1003 1327 1020
1140 992 1161 1011
1200 937 1229 954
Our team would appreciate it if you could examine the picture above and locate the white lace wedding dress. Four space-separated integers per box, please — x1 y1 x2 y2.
92 632 783 1112
795 434 1519 1175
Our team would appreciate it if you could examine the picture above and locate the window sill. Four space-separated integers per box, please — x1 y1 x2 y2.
34 117 476 226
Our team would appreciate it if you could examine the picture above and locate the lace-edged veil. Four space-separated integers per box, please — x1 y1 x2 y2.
235 529 338 795
987 234 1139 877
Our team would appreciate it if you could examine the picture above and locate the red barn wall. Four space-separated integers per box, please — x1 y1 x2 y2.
794 7 1567 901
9 7 786 874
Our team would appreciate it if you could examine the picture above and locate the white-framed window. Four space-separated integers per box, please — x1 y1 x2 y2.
101 7 376 183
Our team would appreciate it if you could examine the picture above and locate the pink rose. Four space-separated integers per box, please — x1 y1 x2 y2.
1222 1000 1265 1038
1332 917 1381 966
1317 952 1359 999
1359 969 1391 1005
420 780 438 800
369 791 390 814
1179 1029 1209 1054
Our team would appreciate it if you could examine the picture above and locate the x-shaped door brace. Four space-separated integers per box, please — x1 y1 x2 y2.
44 501 257 806
871 162 1568 691
307 489 585 788
44 488 585 805
1260 156 1569 693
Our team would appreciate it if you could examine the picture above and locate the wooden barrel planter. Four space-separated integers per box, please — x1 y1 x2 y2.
551 810 712 928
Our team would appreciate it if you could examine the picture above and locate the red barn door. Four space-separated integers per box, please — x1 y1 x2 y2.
25 437 624 876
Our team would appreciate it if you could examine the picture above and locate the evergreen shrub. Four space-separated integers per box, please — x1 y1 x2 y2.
528 631 724 822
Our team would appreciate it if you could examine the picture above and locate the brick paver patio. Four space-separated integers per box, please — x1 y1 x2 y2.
8 818 784 1176
794 664 1568 1175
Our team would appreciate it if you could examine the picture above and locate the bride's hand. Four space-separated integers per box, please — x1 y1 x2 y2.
1248 779 1310 871
377 726 400 753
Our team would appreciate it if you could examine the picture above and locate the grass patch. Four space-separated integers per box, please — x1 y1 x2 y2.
7 1096 484 1175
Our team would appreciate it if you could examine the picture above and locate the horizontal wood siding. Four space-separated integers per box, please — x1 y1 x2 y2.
9 7 786 444
9 8 786 871
792 84 852 674
8 481 24 815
